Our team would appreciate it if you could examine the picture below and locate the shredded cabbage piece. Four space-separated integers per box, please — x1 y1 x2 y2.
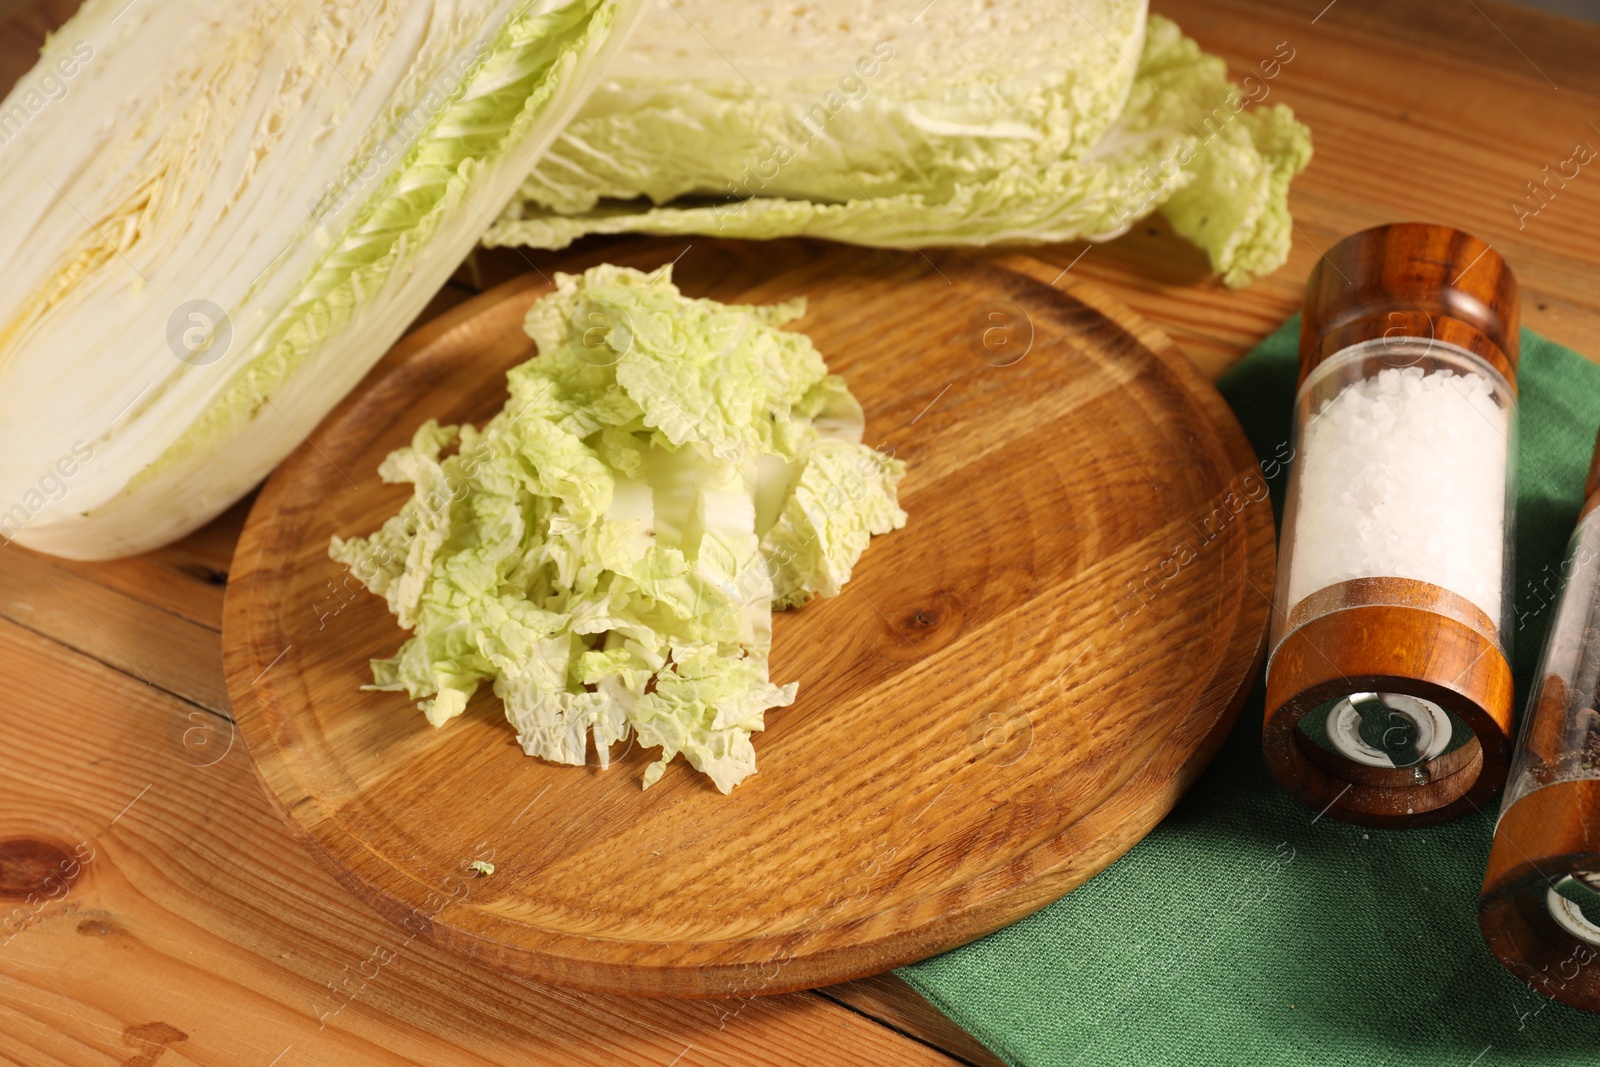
332 264 906 792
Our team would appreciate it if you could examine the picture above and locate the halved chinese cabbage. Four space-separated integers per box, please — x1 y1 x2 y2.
0 0 640 558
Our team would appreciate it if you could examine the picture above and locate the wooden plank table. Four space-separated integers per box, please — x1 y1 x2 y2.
3 0 1599 1063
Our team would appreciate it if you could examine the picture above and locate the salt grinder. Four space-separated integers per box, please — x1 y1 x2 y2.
1263 222 1519 827
1480 428 1600 1012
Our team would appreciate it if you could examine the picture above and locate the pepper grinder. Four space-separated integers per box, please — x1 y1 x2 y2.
1480 428 1600 1012
1263 222 1519 827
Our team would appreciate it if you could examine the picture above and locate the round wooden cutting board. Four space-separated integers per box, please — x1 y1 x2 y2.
223 238 1274 998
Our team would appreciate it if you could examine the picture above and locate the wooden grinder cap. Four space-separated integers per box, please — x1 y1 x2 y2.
1298 222 1520 391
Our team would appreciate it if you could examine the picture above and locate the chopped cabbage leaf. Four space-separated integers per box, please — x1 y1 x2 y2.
333 264 906 792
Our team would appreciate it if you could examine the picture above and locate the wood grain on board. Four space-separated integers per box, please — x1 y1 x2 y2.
222 240 1274 997
4 0 1599 1062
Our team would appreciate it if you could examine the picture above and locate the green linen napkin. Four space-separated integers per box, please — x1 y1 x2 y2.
898 319 1600 1066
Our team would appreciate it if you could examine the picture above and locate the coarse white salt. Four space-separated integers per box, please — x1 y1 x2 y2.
1285 364 1510 629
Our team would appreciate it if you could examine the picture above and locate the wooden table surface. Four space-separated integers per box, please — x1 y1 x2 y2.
3 1 1599 1064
